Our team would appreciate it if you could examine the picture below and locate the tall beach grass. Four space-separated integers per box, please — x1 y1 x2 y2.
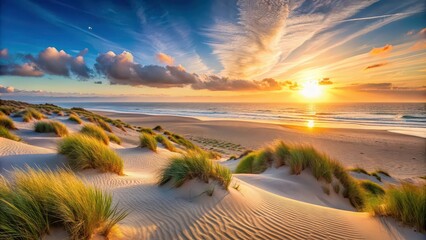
34 121 69 137
68 113 82 124
235 142 366 209
0 168 127 239
158 151 232 189
373 183 425 232
107 133 122 145
58 134 124 175
21 108 45 122
155 134 176 152
0 115 17 129
80 124 109 145
140 132 157 152
0 126 21 141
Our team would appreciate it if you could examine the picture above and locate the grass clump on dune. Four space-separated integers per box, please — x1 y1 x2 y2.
0 168 127 239
0 126 21 141
374 183 426 232
0 106 16 115
107 133 121 145
58 134 124 175
140 132 157 152
34 121 69 137
235 142 366 209
95 118 112 132
68 113 82 124
155 134 176 152
158 151 232 189
80 124 109 145
140 127 155 135
0 115 17 129
20 108 45 122
350 167 370 175
153 125 163 131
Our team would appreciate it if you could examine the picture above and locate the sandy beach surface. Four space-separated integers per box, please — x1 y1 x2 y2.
1 110 425 239
97 111 426 179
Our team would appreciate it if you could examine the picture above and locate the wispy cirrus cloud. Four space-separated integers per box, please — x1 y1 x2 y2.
365 62 388 70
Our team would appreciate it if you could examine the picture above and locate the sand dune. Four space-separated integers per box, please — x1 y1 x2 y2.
1 113 424 240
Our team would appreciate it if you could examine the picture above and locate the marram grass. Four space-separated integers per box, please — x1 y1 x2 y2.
0 115 17 130
158 151 232 189
107 132 122 145
140 132 157 152
80 124 109 145
0 168 127 239
21 108 45 122
235 142 366 209
68 113 82 124
155 134 176 152
34 120 69 137
58 134 124 175
373 183 426 232
0 126 21 141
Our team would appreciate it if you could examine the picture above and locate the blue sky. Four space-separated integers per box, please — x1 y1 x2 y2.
0 0 425 102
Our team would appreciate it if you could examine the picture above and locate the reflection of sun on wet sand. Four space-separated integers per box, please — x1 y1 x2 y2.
0 100 425 239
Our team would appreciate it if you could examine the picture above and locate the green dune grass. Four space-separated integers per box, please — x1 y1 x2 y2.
0 168 127 239
58 134 124 175
68 113 82 124
34 121 69 137
155 134 176 152
373 183 425 232
140 132 157 152
0 126 21 141
0 115 17 130
158 151 232 190
80 124 109 145
107 133 122 145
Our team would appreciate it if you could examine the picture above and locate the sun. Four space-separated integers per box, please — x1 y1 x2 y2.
300 80 322 99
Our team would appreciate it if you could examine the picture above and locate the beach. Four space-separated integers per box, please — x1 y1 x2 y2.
97 111 426 179
0 102 425 239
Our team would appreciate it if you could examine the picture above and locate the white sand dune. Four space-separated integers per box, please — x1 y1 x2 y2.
1 115 424 240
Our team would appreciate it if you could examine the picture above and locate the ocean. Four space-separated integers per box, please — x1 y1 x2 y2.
55 102 426 137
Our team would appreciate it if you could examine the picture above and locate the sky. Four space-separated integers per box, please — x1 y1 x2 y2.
0 0 425 102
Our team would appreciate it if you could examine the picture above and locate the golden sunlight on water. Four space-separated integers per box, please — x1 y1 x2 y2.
307 119 315 128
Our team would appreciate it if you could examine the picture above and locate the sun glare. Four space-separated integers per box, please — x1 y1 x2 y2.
300 80 322 99
307 119 315 128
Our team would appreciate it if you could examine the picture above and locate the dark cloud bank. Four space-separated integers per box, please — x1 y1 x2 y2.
1 48 286 92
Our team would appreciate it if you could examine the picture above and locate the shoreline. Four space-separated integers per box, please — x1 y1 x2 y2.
88 108 426 138
95 110 426 179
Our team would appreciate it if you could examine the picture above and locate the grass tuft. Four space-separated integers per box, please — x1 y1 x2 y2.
155 134 176 152
0 106 16 115
34 121 69 137
140 127 155 135
95 118 112 132
0 126 21 141
153 125 163 131
158 151 232 189
80 124 109 145
0 168 127 239
107 133 122 145
375 169 391 177
68 113 82 124
360 181 385 196
0 115 17 130
140 133 157 152
21 108 45 122
373 183 425 232
58 134 124 175
350 167 370 175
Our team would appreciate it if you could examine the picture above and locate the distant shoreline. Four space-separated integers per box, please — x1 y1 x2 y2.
91 108 426 138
